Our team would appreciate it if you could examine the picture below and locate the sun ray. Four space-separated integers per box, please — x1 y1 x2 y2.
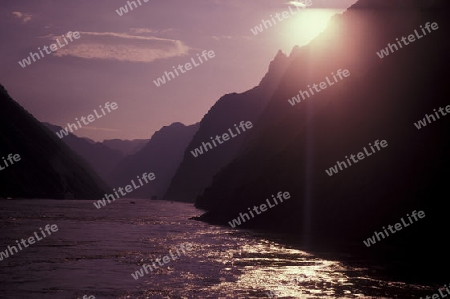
281 8 339 51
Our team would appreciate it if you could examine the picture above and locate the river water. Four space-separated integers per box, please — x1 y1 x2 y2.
0 199 433 299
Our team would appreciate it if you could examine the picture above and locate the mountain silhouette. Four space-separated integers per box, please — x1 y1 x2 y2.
164 50 293 202
0 84 109 199
43 122 124 181
107 122 199 199
102 139 148 156
194 0 450 282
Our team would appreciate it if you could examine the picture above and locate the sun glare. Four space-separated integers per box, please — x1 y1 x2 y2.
281 9 339 52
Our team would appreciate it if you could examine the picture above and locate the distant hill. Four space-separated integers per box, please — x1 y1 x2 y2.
107 122 199 199
102 139 148 156
43 123 124 182
0 84 109 199
81 137 96 144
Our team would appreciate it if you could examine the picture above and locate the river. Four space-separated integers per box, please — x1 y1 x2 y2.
0 199 432 298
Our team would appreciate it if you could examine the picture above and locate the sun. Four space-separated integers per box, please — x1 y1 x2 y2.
281 8 339 51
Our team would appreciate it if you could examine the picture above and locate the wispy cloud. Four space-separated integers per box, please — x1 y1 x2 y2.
129 28 174 35
12 11 33 23
211 35 252 41
212 35 233 41
78 126 121 132
45 31 190 63
287 1 307 8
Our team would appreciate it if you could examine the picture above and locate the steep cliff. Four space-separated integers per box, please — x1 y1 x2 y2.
0 84 109 199
196 0 450 281
44 122 124 181
164 50 292 202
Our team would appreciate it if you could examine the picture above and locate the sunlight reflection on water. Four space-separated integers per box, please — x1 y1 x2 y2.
0 200 432 299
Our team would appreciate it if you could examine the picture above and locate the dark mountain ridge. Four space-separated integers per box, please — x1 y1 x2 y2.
164 50 293 203
102 139 148 156
107 122 199 199
195 0 450 282
0 84 109 199
43 122 124 182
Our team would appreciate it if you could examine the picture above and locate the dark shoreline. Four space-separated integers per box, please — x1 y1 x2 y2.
193 211 445 289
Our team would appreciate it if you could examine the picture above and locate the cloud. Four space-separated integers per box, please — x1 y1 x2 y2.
287 1 307 8
211 35 252 41
212 35 233 41
129 28 158 35
129 28 174 35
12 11 33 23
78 126 121 132
46 31 191 63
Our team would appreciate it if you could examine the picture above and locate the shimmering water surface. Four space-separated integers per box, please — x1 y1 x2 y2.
0 199 433 299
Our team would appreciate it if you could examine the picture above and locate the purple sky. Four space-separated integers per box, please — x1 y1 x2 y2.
0 0 356 141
